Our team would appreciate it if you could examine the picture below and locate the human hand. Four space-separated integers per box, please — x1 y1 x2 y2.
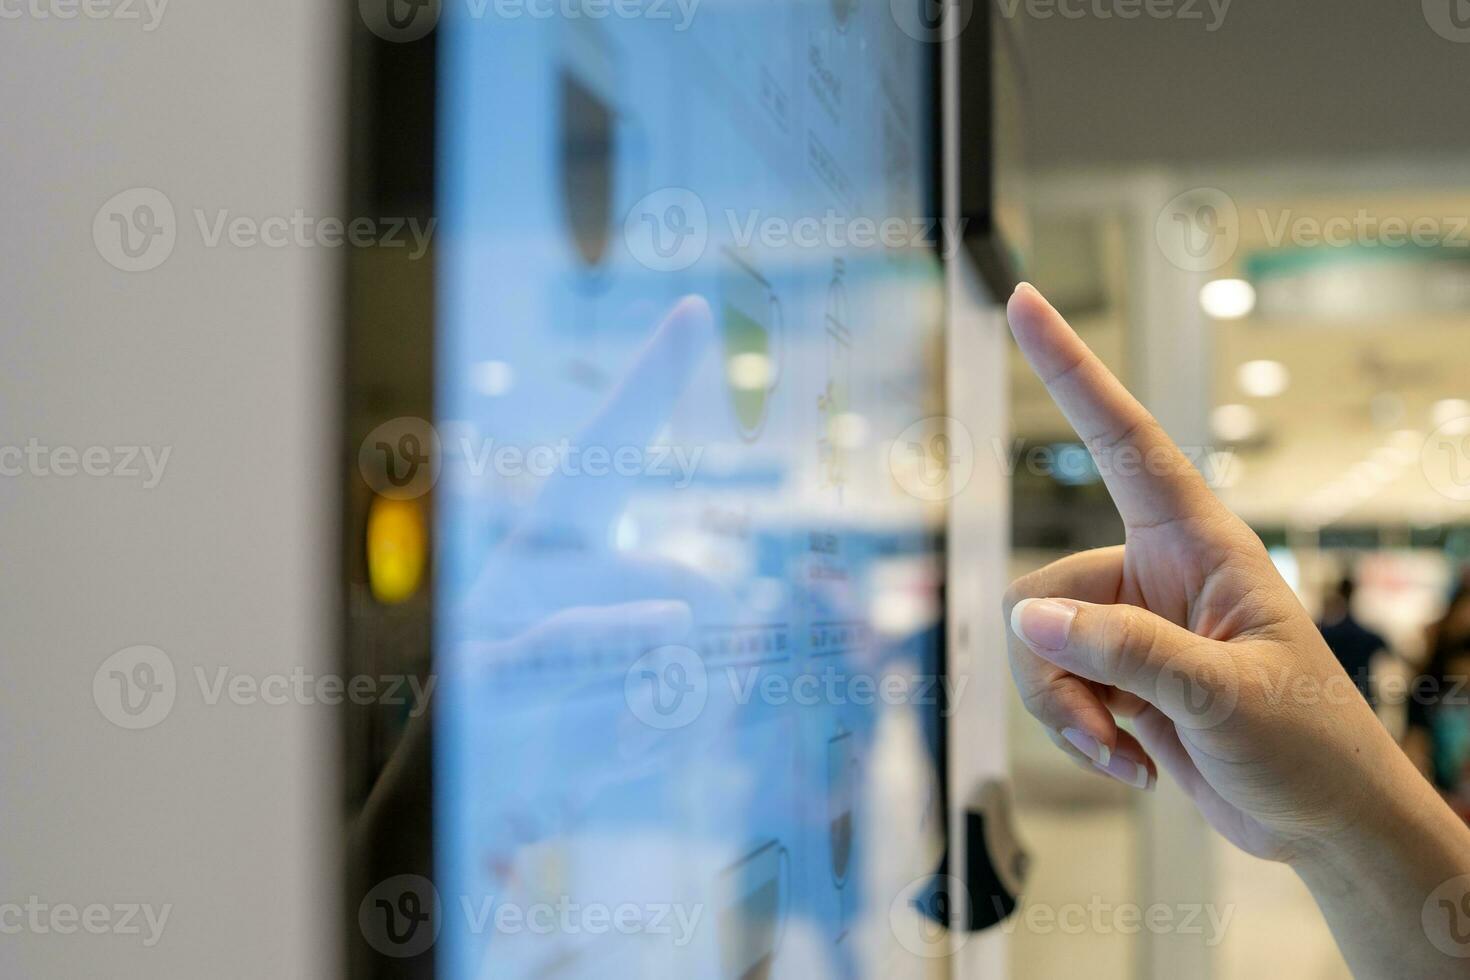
1001 283 1403 864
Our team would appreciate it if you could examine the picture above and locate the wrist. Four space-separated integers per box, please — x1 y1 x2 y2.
1289 726 1470 887
1285 731 1470 977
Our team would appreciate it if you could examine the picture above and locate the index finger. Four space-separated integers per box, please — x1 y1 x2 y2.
1006 282 1216 529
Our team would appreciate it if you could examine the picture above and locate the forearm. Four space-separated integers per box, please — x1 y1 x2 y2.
1291 731 1470 978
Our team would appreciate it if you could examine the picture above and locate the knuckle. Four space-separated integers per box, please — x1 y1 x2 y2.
1017 684 1049 721
1002 573 1044 612
1220 516 1271 562
1097 605 1152 678
1018 670 1077 728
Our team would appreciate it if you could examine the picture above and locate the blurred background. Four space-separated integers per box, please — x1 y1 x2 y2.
1005 5 1470 979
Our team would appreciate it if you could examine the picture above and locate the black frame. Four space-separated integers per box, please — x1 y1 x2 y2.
341 8 439 978
956 0 1025 295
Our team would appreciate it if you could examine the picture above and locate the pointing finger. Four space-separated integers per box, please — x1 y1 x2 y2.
1006 283 1220 530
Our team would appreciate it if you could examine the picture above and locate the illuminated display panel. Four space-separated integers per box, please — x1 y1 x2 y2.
436 2 948 975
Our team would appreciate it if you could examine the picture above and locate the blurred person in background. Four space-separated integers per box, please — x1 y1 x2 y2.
1316 574 1388 710
1405 578 1470 821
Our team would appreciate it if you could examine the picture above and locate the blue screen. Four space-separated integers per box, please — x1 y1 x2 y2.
435 0 949 975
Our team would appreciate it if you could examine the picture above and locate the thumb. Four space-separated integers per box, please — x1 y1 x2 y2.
1010 597 1240 730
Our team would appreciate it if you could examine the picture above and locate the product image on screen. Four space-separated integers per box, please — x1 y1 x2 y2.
434 1 949 976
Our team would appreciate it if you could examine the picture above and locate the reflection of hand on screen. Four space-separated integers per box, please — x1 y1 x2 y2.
509 294 716 546
460 294 727 619
355 296 728 851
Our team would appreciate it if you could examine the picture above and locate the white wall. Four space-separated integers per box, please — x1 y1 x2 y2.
0 5 341 976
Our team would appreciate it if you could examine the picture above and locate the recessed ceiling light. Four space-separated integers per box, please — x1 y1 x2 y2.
1200 279 1256 319
1372 444 1416 470
1432 398 1470 433
1390 428 1425 452
1349 460 1391 487
1236 359 1289 398
1210 403 1259 442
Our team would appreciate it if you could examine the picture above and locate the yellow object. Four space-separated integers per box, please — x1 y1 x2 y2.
367 495 427 604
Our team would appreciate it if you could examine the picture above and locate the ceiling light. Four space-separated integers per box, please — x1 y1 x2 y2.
1349 460 1391 487
1370 446 1398 468
1200 279 1256 319
1210 403 1259 443
1371 445 1413 470
1432 398 1470 434
1236 359 1289 398
1390 428 1425 452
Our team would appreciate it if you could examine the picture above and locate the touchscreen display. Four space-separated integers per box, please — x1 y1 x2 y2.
435 0 949 975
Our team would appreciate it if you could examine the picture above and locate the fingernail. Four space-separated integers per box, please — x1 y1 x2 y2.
1014 281 1035 296
1095 754 1155 791
1060 727 1111 767
1011 598 1076 651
